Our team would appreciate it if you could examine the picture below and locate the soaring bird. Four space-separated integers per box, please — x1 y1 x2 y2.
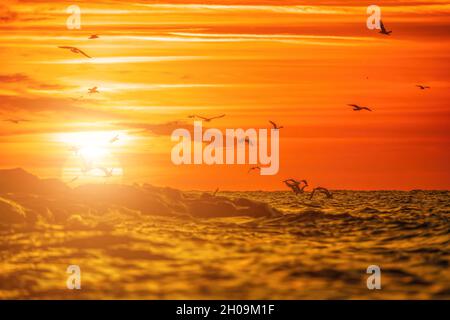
416 85 430 90
71 96 84 101
283 179 308 195
80 156 94 173
89 34 99 39
269 120 284 130
239 137 254 146
98 167 113 177
248 166 261 173
69 176 79 183
3 118 29 124
88 86 99 94
194 114 226 122
68 145 80 155
379 20 392 36
109 134 119 143
285 178 308 186
309 187 333 200
58 46 92 58
348 104 372 112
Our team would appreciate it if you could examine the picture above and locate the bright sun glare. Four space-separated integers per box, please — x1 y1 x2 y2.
56 131 127 183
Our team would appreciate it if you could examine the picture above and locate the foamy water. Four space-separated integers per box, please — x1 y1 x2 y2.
0 189 448 299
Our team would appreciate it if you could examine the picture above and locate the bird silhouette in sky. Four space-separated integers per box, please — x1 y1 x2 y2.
379 20 392 36
190 114 226 122
89 34 99 39
283 179 308 195
239 137 254 146
284 178 308 186
80 156 94 174
98 167 114 177
348 104 372 111
109 134 120 143
69 176 79 183
88 86 99 94
68 145 80 155
248 166 261 173
58 46 92 58
3 118 29 124
310 187 333 199
71 96 84 101
416 85 430 90
269 120 284 130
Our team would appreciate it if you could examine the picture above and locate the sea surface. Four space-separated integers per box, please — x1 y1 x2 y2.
0 189 449 299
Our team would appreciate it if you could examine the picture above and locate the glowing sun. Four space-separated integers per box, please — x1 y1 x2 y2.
56 131 126 184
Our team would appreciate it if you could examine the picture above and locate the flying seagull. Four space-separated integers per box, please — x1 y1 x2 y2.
309 187 333 200
69 176 79 183
379 20 392 36
109 134 119 143
3 118 29 124
98 167 114 177
58 46 92 58
239 137 254 146
80 156 94 174
348 104 372 112
283 179 308 195
284 178 308 187
248 166 261 173
416 85 430 90
269 120 284 130
195 114 226 122
88 86 99 94
68 145 80 155
71 95 84 101
89 34 99 39
289 178 308 186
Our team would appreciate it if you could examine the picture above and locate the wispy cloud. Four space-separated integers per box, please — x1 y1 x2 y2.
36 55 210 64
0 73 65 91
134 3 347 14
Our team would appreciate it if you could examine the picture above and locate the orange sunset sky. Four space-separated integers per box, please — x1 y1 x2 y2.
0 0 449 190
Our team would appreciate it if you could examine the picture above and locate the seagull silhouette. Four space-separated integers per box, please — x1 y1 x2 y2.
71 95 84 101
348 104 372 112
58 46 92 58
68 145 80 155
3 118 29 124
416 85 430 90
310 187 333 200
69 176 79 183
88 86 99 94
88 34 99 39
109 134 119 143
192 114 225 122
283 179 308 195
98 167 114 177
288 178 308 186
248 166 261 173
269 120 284 130
379 20 392 36
80 156 94 173
239 137 254 146
284 178 308 186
